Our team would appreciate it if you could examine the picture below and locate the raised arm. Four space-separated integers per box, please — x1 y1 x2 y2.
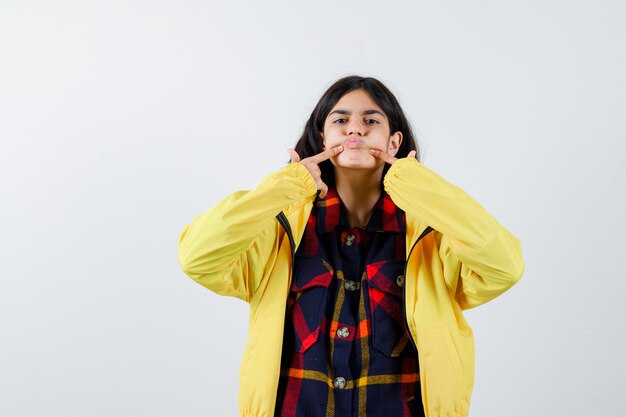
177 145 343 302
373 151 525 310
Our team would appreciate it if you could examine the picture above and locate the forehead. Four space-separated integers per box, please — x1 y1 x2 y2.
328 89 387 118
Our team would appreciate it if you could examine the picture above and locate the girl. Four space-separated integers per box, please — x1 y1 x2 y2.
178 75 525 417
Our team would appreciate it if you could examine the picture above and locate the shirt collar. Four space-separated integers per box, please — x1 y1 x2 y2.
313 186 403 234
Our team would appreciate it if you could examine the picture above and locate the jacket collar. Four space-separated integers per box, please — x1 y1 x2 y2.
313 186 404 234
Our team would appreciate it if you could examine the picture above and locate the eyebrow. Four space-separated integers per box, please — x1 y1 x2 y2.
328 109 387 119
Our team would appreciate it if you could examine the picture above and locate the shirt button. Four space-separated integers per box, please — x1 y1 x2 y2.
333 376 346 389
336 326 350 339
344 280 357 291
345 234 355 246
396 275 405 287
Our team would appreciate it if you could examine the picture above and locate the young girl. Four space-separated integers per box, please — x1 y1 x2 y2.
178 75 525 417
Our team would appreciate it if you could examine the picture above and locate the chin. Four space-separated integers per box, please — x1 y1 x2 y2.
331 151 380 170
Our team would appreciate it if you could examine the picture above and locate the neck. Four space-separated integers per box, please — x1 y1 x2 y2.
333 165 384 228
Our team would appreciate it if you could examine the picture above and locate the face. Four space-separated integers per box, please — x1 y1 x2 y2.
321 88 402 170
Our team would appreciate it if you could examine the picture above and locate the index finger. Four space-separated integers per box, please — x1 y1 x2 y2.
309 145 344 164
369 148 397 164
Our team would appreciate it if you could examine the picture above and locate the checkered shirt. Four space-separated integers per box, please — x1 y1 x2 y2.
274 186 425 417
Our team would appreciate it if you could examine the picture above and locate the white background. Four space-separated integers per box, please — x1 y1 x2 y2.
1 1 624 416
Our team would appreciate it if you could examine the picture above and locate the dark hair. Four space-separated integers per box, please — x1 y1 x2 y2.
291 75 421 187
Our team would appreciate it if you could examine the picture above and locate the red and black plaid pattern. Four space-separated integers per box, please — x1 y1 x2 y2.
275 187 425 417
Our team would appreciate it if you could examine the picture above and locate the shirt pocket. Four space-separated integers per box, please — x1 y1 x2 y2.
366 259 408 357
286 254 334 353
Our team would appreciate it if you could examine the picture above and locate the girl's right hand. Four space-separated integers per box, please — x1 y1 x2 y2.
287 145 343 199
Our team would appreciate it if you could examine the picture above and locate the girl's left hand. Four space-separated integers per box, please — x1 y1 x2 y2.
369 148 417 164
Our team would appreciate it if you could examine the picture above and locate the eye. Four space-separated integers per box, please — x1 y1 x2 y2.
332 118 380 124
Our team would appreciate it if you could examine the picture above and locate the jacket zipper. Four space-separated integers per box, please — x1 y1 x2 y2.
276 211 296 271
402 226 434 353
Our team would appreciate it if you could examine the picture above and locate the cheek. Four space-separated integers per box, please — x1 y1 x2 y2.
323 137 342 149
368 140 389 153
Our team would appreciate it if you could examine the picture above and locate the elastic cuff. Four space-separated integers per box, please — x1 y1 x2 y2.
282 162 318 196
383 157 419 192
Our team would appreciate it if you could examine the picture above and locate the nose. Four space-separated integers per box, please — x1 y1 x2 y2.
347 119 364 136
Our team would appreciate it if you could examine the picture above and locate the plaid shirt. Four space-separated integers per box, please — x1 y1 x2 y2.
274 186 425 417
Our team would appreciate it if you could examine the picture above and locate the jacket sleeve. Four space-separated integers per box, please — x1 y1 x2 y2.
177 162 318 303
383 157 525 310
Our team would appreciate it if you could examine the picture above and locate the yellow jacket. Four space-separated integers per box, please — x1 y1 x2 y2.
178 158 525 417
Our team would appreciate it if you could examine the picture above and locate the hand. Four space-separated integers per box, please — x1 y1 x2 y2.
369 148 417 164
287 145 344 198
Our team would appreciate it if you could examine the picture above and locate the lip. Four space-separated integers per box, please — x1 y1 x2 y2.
344 138 363 148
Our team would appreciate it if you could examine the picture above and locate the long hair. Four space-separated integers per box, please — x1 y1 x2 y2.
292 75 421 188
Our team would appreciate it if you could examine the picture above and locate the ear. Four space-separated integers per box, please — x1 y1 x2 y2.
387 131 403 157
321 132 326 150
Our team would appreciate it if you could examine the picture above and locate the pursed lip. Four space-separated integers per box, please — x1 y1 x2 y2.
344 137 364 148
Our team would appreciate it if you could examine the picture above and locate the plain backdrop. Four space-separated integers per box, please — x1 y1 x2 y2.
1 1 624 416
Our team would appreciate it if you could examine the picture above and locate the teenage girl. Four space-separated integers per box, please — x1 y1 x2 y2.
178 75 525 417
